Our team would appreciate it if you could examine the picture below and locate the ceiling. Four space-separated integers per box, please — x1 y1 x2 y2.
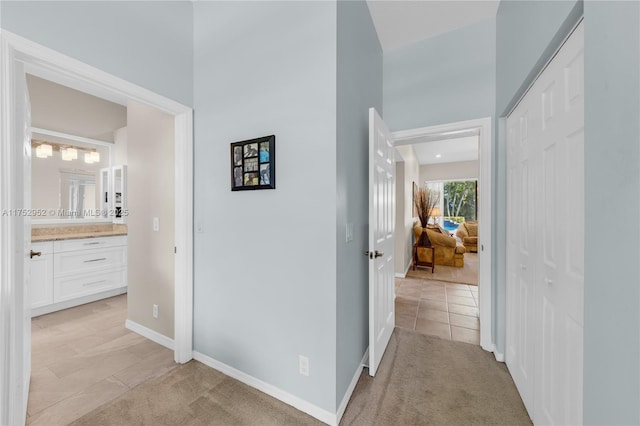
366 0 500 51
27 75 127 142
411 135 478 165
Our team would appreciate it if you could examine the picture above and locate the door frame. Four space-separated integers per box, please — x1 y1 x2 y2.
393 117 494 355
0 30 194 423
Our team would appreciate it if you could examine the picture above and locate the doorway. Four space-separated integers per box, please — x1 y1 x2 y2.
0 30 194 424
392 117 494 354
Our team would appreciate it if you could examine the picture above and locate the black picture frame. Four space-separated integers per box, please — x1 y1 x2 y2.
230 135 275 191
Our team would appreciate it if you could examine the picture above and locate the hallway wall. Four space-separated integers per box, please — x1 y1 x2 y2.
0 1 194 107
383 17 496 132
193 1 339 413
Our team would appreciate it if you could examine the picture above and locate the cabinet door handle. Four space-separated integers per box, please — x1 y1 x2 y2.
84 258 107 263
83 242 101 246
82 280 107 287
30 250 41 259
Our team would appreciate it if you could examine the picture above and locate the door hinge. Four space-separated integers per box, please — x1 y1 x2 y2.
174 246 177 254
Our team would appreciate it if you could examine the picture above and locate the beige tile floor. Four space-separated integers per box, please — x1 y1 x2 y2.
27 294 177 426
395 277 480 345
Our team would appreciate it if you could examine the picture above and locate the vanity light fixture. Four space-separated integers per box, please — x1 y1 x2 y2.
35 143 52 158
90 151 100 163
84 152 95 164
61 147 77 161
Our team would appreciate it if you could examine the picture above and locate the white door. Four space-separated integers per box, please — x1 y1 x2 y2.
533 21 584 426
506 95 537 416
19 62 33 424
368 107 395 376
0 56 32 424
506 21 584 425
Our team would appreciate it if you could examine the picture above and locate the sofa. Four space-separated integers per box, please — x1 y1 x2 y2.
413 224 466 268
456 221 478 252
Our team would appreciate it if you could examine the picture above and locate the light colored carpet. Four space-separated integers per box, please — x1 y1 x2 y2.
341 328 531 425
73 328 530 426
408 252 478 285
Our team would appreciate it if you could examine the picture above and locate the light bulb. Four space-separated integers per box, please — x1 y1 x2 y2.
90 151 100 163
84 152 94 164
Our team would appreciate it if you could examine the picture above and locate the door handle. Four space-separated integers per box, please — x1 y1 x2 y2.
30 250 41 259
365 251 384 259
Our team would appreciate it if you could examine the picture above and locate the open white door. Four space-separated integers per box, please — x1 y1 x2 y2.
20 63 33 422
368 107 395 376
0 45 32 424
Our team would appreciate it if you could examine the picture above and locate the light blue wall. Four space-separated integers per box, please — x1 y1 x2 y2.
383 17 496 132
0 1 194 107
496 0 581 115
193 1 338 413
583 2 639 424
495 0 581 357
335 0 382 407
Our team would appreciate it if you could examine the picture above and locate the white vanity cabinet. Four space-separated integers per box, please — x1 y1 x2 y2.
31 236 128 316
30 241 54 309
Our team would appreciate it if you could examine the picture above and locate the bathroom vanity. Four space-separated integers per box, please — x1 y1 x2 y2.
30 230 128 317
30 128 129 317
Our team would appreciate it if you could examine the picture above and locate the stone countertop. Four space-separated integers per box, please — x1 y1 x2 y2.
32 230 128 243
31 224 128 243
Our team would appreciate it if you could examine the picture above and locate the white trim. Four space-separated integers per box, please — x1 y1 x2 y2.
394 257 413 278
31 127 115 148
125 320 175 351
173 112 194 363
31 287 126 317
392 117 494 353
491 345 505 362
336 348 368 424
0 30 194 423
193 351 336 426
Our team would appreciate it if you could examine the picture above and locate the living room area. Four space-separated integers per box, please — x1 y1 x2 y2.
394 134 481 345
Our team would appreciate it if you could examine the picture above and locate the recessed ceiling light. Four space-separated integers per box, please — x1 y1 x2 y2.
435 154 442 158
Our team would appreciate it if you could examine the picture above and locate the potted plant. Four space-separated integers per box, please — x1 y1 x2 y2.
414 186 440 247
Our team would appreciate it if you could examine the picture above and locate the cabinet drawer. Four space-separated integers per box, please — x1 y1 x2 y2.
54 246 127 276
54 269 127 303
31 241 54 256
53 236 127 253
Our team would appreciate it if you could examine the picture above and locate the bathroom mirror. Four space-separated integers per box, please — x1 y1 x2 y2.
31 129 113 223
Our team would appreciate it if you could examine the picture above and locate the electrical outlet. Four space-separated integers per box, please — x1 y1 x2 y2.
298 355 309 376
153 304 158 319
153 217 160 232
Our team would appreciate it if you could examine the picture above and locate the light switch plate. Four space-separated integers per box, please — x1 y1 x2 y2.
153 217 159 231
346 223 354 242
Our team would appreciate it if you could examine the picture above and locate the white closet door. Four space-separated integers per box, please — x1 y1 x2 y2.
506 96 537 416
533 22 584 426
506 21 584 426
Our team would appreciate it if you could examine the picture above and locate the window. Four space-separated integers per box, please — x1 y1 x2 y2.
426 180 477 228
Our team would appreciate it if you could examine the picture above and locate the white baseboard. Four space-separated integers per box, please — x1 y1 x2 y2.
31 286 127 317
125 319 174 351
395 259 413 278
336 348 368 424
490 344 505 362
404 258 412 276
193 350 337 426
